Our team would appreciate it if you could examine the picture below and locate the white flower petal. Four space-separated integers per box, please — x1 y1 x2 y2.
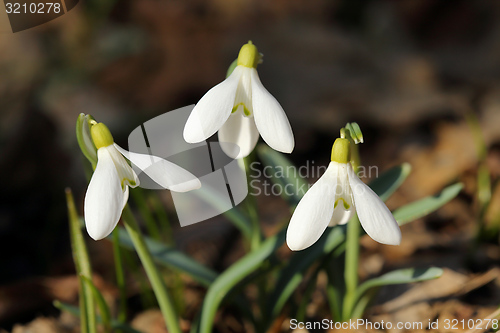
115 144 201 192
84 148 126 240
218 111 260 159
287 162 338 251
107 145 139 188
251 68 294 154
233 67 253 113
183 66 244 143
122 186 130 210
329 203 355 226
348 165 401 245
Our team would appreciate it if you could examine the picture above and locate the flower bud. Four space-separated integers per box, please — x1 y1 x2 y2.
91 123 114 149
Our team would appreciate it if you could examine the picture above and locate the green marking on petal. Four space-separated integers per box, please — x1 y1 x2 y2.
243 105 251 116
121 179 136 190
232 103 252 116
334 198 350 210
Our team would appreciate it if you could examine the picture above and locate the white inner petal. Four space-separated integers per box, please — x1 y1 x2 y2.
106 145 140 189
232 67 253 117
328 162 355 227
218 110 260 159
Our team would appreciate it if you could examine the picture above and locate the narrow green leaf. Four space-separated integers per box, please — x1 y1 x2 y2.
256 144 309 206
199 230 287 333
194 185 252 239
66 188 96 333
131 188 161 241
296 265 322 322
350 288 377 319
121 206 182 333
80 276 112 333
53 301 142 333
112 229 127 323
266 227 345 324
393 183 463 225
355 267 443 303
369 163 412 202
477 163 492 209
115 227 217 287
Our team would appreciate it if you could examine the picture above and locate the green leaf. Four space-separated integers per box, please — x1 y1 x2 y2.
266 227 345 324
226 59 238 78
477 163 491 209
256 144 309 206
369 163 412 202
199 230 287 333
65 188 96 333
355 267 443 302
194 184 252 239
393 183 463 225
53 301 142 333
350 267 443 319
115 227 217 287
80 275 112 333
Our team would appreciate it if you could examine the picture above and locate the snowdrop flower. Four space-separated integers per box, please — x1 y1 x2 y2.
286 138 401 251
183 41 294 159
84 122 201 240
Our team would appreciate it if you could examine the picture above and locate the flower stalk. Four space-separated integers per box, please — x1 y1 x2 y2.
342 127 361 320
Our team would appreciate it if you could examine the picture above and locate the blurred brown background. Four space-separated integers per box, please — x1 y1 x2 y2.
1 0 500 331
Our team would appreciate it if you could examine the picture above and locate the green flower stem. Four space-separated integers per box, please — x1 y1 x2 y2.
66 189 96 333
112 229 127 323
243 155 261 250
121 205 181 333
342 131 361 320
242 154 265 323
342 216 360 320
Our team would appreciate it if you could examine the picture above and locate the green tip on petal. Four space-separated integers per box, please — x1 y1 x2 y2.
331 138 351 163
91 123 114 149
237 41 260 68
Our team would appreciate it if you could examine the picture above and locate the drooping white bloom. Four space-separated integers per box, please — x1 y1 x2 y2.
286 138 401 251
183 41 294 159
84 122 201 240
